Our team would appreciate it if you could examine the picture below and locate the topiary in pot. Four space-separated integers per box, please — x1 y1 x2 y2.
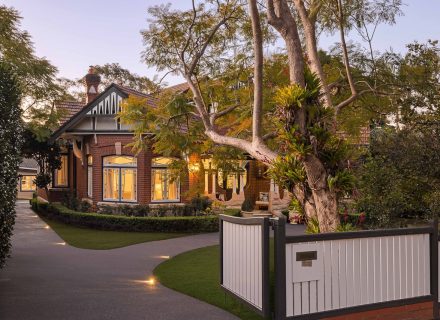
241 198 254 212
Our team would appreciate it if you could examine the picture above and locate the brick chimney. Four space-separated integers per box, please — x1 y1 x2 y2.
84 66 101 103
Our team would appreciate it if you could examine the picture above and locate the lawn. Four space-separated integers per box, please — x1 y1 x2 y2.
42 218 189 250
154 245 273 320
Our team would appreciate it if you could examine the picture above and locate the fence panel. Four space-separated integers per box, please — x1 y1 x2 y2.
219 215 270 317
284 227 435 319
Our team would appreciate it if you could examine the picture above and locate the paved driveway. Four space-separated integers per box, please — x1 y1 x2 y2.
0 202 238 320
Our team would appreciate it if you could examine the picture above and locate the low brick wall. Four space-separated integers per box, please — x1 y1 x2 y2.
324 302 433 320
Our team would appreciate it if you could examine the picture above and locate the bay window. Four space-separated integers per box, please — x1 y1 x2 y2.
54 154 68 187
151 157 180 202
103 156 137 202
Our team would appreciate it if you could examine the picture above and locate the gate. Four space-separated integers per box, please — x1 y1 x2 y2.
220 214 440 320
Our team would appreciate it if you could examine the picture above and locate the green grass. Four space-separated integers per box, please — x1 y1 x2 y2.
154 245 273 320
42 218 189 250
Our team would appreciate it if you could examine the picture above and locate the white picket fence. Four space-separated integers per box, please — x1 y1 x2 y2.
286 234 431 317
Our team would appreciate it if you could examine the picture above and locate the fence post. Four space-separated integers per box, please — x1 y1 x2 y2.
431 216 439 320
273 216 286 320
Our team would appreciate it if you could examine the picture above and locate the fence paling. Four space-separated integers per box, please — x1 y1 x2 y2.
219 215 270 318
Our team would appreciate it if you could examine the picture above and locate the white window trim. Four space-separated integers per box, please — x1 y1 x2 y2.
102 156 137 203
151 160 180 203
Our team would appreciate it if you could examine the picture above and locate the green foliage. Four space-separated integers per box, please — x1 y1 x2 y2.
305 217 320 234
0 5 73 123
21 129 61 190
31 200 219 233
336 223 357 232
0 62 23 268
356 128 440 227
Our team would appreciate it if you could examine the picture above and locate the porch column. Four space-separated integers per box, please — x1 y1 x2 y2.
239 174 244 194
212 172 216 195
232 174 237 194
204 171 209 194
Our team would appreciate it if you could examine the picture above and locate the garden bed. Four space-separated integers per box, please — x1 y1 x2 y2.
31 199 220 233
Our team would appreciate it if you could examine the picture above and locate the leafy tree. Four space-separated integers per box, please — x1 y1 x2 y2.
21 129 62 195
0 62 23 268
0 5 71 112
124 0 405 232
357 128 440 227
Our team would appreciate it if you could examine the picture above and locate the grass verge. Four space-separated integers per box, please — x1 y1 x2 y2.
42 217 189 250
154 245 272 320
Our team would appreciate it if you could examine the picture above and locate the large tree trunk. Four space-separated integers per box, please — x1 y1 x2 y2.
267 0 340 232
303 155 339 232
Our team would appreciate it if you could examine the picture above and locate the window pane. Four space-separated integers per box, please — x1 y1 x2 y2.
87 166 93 197
151 169 179 201
87 155 93 165
55 155 68 186
103 168 119 200
152 169 164 200
103 156 136 166
152 157 174 166
121 169 136 201
168 177 179 200
21 176 36 191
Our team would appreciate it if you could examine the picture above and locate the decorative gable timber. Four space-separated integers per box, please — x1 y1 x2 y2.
48 83 159 142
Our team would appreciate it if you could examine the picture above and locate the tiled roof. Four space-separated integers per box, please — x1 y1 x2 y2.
56 101 86 126
162 82 189 94
20 158 38 170
113 84 159 108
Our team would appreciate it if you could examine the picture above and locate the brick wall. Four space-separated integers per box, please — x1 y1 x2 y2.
324 302 434 320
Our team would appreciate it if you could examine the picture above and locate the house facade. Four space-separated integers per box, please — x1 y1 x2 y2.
38 67 277 210
17 158 38 200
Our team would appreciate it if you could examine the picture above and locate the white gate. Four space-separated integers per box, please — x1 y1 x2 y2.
219 215 270 317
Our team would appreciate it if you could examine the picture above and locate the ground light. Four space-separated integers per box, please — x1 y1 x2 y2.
155 255 170 259
133 277 157 287
55 242 66 246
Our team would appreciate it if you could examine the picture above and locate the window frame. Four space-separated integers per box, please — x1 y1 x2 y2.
151 157 180 203
87 155 93 198
53 154 69 188
102 155 137 203
20 175 36 192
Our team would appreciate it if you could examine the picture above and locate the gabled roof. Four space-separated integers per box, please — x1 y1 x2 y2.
50 83 157 141
20 158 38 170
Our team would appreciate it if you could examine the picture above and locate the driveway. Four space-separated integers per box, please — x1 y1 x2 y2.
0 202 238 320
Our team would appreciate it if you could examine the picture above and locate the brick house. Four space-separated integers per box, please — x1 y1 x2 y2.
38 67 276 211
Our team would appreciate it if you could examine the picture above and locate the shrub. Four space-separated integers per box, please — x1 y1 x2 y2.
0 63 23 268
31 199 219 233
241 198 254 212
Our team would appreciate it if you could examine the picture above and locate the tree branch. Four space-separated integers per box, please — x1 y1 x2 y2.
209 103 241 124
248 0 264 142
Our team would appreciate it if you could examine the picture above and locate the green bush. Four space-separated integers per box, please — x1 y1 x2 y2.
31 199 219 233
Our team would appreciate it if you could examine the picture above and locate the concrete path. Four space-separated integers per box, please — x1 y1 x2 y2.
0 202 238 320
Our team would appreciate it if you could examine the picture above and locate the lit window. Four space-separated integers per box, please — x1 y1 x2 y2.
54 155 68 187
103 156 137 202
87 155 93 197
20 175 36 191
151 157 179 202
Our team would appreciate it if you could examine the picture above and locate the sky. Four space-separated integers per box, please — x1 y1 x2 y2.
3 0 440 86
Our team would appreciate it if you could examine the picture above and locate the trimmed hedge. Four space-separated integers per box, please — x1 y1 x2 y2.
31 199 219 233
